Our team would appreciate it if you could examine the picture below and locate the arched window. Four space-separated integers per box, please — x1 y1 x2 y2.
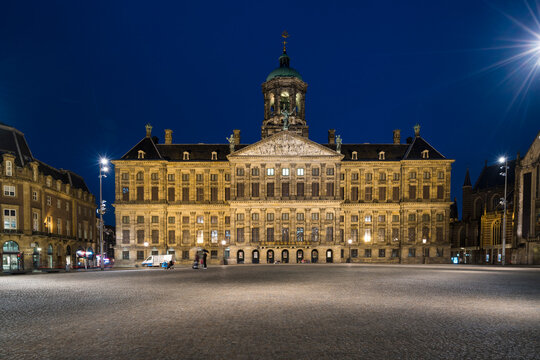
3 241 19 253
183 152 190 161
422 150 429 159
352 151 358 160
211 151 217 161
379 151 385 160
137 150 145 159
280 91 290 112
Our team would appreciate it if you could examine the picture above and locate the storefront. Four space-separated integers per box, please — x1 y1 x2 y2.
2 241 23 272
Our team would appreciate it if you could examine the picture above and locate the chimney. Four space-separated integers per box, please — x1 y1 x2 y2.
145 123 152 138
233 129 241 145
393 129 401 144
164 129 173 145
328 129 335 144
406 136 413 144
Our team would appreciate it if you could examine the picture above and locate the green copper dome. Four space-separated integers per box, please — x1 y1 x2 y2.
266 52 303 81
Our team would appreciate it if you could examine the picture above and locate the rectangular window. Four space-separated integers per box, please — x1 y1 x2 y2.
312 168 319 176
326 168 334 175
196 188 204 201
393 173 400 181
282 168 290 176
378 215 386 222
408 214 416 222
351 228 358 241
266 182 274 197
3 209 16 229
326 213 334 220
365 187 372 201
151 187 159 201
267 213 274 221
312 182 319 197
197 215 204 223
196 174 203 182
252 183 260 197
392 215 399 222
351 187 358 201
224 173 231 181
379 249 386 258
182 216 189 224
312 213 319 220
311 227 319 242
379 187 386 201
32 191 38 201
211 230 218 243
379 172 386 181
182 230 190 244
210 250 218 259
423 171 430 179
365 249 372 258
282 182 289 197
252 227 259 242
326 226 333 242
366 173 372 181
237 183 244 198
137 251 144 260
152 216 159 223
252 213 259 221
225 216 230 224
122 187 129 201
47 196 51 206
351 215 358 222
267 168 275 176
168 174 175 181
122 251 130 260
182 174 189 181
211 187 218 201
3 185 15 197
296 213 304 221
236 213 244 221
267 227 274 242
408 248 416 257
210 174 218 182
181 188 189 202
137 230 145 244
297 182 304 197
251 168 259 176
436 214 444 222
409 172 416 179
409 185 416 200
408 227 416 242
423 186 430 199
326 183 334 196
122 216 130 224
137 187 144 201
437 185 444 200
210 216 218 224
151 173 159 181
236 168 244 176
296 227 304 241
57 199 61 209
5 161 12 176
351 249 358 258
182 250 190 259
168 216 175 224
33 212 39 231
282 227 289 242
297 168 304 176
237 228 244 243
282 213 289 220
152 230 159 244
392 228 399 241
122 230 130 244
377 228 385 242
351 173 359 181
168 188 175 202
436 227 443 242
393 187 399 201
225 188 230 201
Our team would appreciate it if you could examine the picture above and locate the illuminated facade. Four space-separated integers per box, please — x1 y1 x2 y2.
113 48 454 266
0 123 97 272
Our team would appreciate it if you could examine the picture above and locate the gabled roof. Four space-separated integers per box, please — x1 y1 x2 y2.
473 160 516 191
402 136 445 160
324 143 409 161
120 137 163 160
157 144 247 161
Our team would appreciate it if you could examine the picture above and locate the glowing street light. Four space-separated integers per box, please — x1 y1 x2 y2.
347 238 352 263
98 157 109 271
499 156 509 266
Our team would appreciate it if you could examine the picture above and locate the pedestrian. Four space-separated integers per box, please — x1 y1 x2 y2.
193 253 200 269
203 251 208 269
168 260 174 270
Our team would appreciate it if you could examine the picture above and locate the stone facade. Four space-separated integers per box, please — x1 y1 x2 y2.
113 48 453 267
0 123 97 272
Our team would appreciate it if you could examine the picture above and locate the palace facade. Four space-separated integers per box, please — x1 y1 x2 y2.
0 123 97 272
113 48 454 266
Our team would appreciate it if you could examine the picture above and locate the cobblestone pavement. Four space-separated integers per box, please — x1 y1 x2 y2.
1 264 539 360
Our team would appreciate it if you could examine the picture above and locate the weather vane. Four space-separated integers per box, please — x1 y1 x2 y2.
282 30 289 52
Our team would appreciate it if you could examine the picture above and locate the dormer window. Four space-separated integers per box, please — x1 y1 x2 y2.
352 151 358 160
5 160 12 176
211 151 217 161
379 151 385 160
56 181 61 191
138 150 145 159
46 177 52 187
183 152 190 161
422 150 429 159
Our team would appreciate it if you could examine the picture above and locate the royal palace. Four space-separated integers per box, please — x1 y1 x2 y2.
113 46 454 266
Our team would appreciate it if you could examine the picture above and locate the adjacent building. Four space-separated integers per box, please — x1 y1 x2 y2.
0 123 97 272
113 47 454 266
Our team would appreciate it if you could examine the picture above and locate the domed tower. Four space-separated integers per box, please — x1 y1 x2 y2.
261 32 308 139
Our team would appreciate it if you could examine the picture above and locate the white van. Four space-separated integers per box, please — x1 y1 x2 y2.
142 254 174 267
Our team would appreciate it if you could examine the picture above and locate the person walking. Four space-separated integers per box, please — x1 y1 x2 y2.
193 253 200 269
203 251 208 269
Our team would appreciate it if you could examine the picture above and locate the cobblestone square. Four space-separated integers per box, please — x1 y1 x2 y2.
1 264 539 360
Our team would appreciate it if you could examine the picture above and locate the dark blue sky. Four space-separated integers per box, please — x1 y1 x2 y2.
1 0 539 225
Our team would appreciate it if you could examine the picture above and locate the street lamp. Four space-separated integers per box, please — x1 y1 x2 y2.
347 238 352 263
499 156 508 266
99 157 109 271
221 240 227 265
144 241 149 261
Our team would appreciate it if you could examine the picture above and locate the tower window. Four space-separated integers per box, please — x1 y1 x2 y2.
183 152 190 160
138 150 145 159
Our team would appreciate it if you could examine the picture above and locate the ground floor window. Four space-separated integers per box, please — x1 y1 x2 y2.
408 248 416 257
151 250 158 255
122 251 129 260
137 251 144 260
391 249 399 258
379 249 386 258
365 249 372 258
182 251 190 259
351 249 358 258
211 250 218 259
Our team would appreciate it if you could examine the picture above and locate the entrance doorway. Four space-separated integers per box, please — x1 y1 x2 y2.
282 249 289 263
237 250 244 264
326 249 333 263
2 241 22 272
296 249 304 263
252 250 260 264
311 249 319 263
267 250 274 264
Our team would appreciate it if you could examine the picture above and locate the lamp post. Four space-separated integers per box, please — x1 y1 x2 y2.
221 240 227 265
144 241 149 262
499 156 508 266
99 158 109 271
347 238 352 263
